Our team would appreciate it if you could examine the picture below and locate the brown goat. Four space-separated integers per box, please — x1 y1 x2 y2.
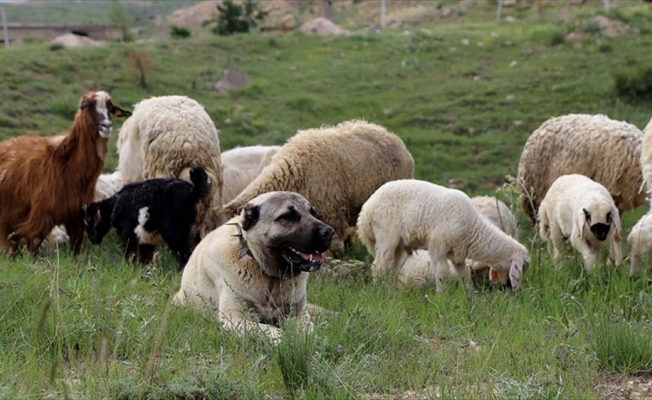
0 91 130 255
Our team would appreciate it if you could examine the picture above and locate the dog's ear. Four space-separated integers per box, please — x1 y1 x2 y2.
238 203 260 231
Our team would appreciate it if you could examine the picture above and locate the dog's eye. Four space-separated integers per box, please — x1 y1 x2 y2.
278 210 300 223
309 207 318 217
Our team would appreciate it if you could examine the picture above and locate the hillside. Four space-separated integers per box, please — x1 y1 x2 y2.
2 1 652 398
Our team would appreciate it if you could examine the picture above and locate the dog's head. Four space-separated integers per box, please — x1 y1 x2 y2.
236 191 334 274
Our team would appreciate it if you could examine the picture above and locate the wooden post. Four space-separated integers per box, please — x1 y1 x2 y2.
1 7 9 49
381 0 386 28
496 0 503 22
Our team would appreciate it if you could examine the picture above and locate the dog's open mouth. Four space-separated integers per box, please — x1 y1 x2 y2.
280 246 326 272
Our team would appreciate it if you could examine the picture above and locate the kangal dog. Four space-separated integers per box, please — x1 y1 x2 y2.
173 191 334 343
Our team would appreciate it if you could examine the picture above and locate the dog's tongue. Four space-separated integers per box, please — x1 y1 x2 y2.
298 251 324 263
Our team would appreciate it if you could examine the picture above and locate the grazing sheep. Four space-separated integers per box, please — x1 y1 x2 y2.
223 120 415 252
398 196 518 289
221 145 282 205
116 95 223 236
0 91 130 254
517 114 646 223
83 166 210 269
357 180 530 292
538 174 623 270
627 211 652 277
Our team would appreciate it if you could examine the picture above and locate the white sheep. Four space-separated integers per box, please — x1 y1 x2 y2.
398 196 518 288
627 211 652 277
221 145 281 205
116 95 223 233
357 179 530 292
517 114 646 223
538 174 623 270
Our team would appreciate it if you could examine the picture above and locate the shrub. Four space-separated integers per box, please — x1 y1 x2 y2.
170 26 191 39
209 0 268 36
612 62 652 101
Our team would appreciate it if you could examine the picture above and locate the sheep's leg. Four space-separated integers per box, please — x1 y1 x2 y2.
371 232 401 279
428 243 451 293
549 226 567 267
608 239 623 267
572 236 598 271
450 259 473 294
393 247 409 273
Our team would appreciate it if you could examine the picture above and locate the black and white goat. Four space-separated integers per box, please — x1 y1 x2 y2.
83 165 210 269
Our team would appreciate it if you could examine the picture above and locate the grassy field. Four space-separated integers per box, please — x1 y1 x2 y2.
2 1 652 398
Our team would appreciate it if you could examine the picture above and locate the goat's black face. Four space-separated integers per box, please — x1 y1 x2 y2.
590 223 611 242
82 203 112 244
238 192 334 274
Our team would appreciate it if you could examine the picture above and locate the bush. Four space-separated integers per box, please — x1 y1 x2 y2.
612 62 652 101
170 26 191 39
209 0 268 36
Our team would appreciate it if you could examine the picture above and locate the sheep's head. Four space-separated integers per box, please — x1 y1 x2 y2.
79 91 131 139
581 197 622 243
490 251 530 291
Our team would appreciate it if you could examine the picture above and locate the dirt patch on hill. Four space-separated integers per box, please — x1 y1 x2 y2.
50 33 103 48
595 373 652 400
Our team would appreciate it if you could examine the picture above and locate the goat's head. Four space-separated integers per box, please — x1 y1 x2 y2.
82 201 113 244
79 91 131 139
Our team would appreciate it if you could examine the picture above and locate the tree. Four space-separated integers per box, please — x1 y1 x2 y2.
209 0 268 36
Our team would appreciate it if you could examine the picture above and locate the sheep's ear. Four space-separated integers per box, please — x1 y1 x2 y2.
488 268 500 282
611 208 623 242
238 203 259 231
508 258 526 290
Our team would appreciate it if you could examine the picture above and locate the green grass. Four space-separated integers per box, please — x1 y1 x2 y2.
2 1 652 398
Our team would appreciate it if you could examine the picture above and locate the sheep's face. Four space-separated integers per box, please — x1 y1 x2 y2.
583 208 612 242
79 91 131 139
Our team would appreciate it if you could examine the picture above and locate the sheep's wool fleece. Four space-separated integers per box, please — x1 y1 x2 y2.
221 145 281 205
116 95 223 210
224 120 415 239
517 113 644 222
640 117 652 197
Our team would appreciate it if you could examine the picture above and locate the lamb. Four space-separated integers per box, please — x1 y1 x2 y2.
538 174 623 271
516 114 646 224
221 145 281 205
83 165 210 269
0 91 130 254
356 179 530 292
398 196 518 288
223 120 415 251
116 95 223 236
627 211 652 277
